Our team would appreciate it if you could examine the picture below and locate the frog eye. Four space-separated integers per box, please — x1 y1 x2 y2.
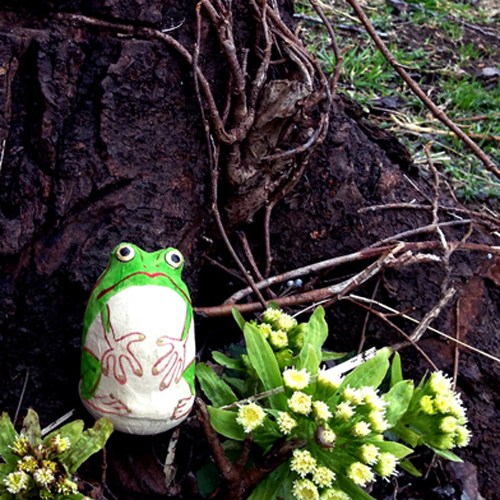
165 249 183 269
115 244 135 263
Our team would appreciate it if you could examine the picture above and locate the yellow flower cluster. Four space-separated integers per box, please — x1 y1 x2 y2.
258 308 304 358
291 450 339 500
416 371 470 449
3 434 77 497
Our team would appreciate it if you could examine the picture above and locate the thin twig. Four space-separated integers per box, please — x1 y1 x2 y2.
359 203 500 229
14 369 29 424
196 244 402 316
367 219 474 249
223 240 500 305
203 255 246 283
264 200 277 278
357 278 381 354
348 298 439 370
308 0 343 97
348 294 500 364
345 0 500 179
453 300 461 390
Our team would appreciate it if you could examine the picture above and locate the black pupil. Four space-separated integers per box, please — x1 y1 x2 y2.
171 253 181 263
119 247 131 257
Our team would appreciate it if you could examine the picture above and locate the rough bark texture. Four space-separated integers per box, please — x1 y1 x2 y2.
0 2 499 500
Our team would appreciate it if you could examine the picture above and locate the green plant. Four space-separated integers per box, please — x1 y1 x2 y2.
197 306 470 500
0 409 113 499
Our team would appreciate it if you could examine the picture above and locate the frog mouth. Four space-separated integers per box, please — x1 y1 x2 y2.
96 272 191 304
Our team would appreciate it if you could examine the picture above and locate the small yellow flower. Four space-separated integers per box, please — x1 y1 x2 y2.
275 313 298 332
367 411 388 433
41 460 58 472
262 308 282 324
320 488 351 500
347 462 374 487
317 370 344 391
55 478 78 495
236 403 266 433
33 467 56 487
374 452 398 478
428 371 452 395
4 471 30 494
11 436 30 456
342 387 364 406
312 401 332 421
358 443 379 465
351 421 371 438
292 478 320 500
419 395 436 414
283 368 311 390
289 391 313 416
291 449 317 478
334 402 354 421
277 412 298 435
270 329 289 350
433 394 454 414
51 434 71 454
439 416 458 433
258 323 273 339
18 455 38 472
360 387 386 411
455 426 471 447
312 466 335 488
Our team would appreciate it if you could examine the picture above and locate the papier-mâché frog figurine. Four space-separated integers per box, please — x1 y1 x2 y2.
79 243 195 435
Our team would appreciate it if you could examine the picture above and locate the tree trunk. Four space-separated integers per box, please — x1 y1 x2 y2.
0 1 499 499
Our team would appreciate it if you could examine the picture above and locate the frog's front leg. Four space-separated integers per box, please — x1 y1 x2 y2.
152 336 187 391
101 305 146 384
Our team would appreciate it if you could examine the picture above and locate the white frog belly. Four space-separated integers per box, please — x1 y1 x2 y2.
81 285 195 435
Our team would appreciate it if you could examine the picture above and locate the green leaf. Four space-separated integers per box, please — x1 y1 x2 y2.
232 307 247 332
57 495 86 500
321 351 347 362
61 418 113 474
195 458 221 498
0 413 18 467
222 375 247 395
340 347 392 390
366 439 413 459
299 344 320 378
383 380 414 427
0 494 13 500
21 409 42 448
299 307 327 370
244 323 287 410
212 351 245 371
391 422 421 448
207 407 246 441
430 447 463 463
399 458 422 477
247 462 289 500
44 420 85 449
196 363 238 408
391 352 403 386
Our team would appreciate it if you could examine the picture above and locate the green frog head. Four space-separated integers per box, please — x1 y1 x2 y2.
83 242 191 343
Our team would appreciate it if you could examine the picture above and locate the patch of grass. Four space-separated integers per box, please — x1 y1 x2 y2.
296 0 500 204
